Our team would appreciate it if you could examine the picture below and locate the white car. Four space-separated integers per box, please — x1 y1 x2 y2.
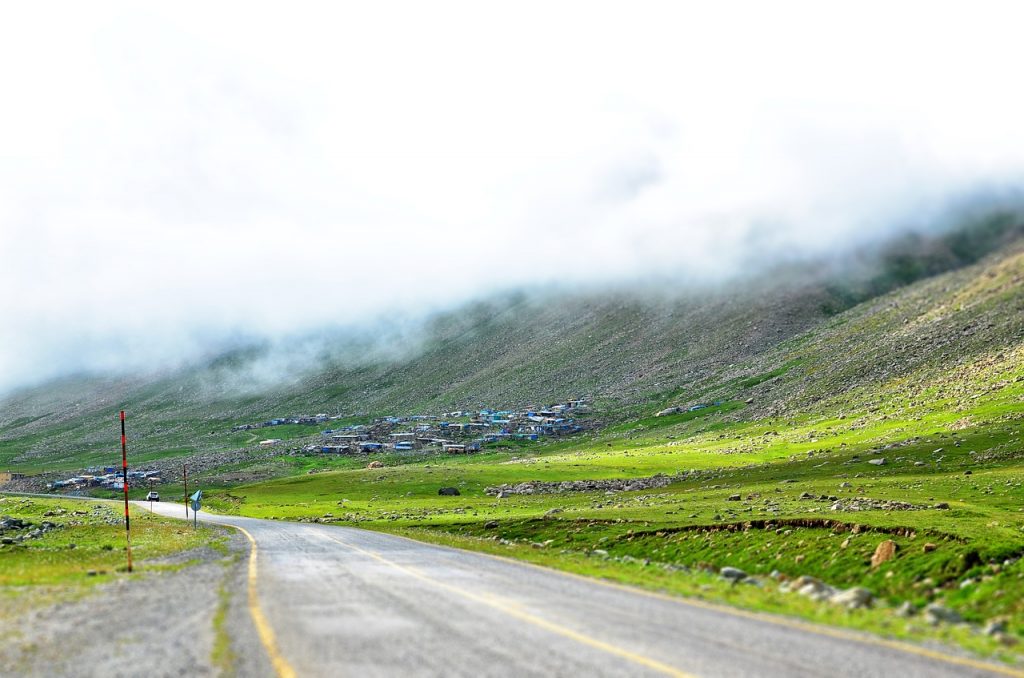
146 491 160 501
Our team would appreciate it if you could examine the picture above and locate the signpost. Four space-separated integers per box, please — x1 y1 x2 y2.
190 489 202 529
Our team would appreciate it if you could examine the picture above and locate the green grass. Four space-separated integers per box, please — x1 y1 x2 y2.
739 360 802 389
0 496 222 588
212 579 237 674
201 345 1024 662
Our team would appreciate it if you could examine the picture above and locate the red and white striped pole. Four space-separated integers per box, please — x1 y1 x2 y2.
184 463 189 520
120 410 133 573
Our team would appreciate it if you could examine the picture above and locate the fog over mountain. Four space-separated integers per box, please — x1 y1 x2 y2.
3 1 1024 394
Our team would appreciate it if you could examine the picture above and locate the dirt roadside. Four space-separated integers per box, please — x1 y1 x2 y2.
0 528 273 677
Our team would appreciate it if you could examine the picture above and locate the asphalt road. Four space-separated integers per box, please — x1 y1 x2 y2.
145 501 1019 678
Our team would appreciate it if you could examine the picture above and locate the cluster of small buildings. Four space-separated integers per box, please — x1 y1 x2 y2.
48 467 161 491
313 398 589 456
232 414 332 431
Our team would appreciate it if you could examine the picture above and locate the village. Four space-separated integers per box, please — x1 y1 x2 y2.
37 398 591 493
49 468 162 492
240 398 591 455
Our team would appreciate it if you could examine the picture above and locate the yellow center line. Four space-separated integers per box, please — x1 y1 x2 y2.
316 531 695 678
379 530 1024 678
232 524 298 678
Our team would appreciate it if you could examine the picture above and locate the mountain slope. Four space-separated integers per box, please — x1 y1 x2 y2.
2 214 1024 472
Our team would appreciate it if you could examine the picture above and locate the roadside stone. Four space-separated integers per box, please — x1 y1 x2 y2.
830 587 873 609
924 603 961 625
895 601 916 617
789 575 836 601
995 632 1019 646
871 540 897 568
984 618 1008 636
720 566 747 583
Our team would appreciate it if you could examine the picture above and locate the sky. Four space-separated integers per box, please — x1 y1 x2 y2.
2 1 1024 394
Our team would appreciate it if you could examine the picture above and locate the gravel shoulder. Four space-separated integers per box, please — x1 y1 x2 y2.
0 528 272 678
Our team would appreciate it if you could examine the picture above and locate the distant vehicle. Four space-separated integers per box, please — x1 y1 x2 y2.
146 491 160 501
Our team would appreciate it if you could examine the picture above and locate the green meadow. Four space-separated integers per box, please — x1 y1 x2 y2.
200 344 1024 660
0 496 221 589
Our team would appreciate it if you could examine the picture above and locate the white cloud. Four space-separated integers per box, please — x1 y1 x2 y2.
2 1 1024 392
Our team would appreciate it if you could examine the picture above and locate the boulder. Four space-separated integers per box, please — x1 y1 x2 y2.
366 460 384 469
484 520 499 529
543 508 564 518
871 540 897 568
867 458 886 466
438 487 461 496
727 494 741 501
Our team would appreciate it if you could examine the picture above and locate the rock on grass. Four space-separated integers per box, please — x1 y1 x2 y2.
870 539 897 568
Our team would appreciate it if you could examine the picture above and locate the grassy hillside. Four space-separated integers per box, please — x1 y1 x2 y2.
3 212 1022 476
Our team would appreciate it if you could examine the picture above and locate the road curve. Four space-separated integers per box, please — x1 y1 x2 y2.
145 501 1018 678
